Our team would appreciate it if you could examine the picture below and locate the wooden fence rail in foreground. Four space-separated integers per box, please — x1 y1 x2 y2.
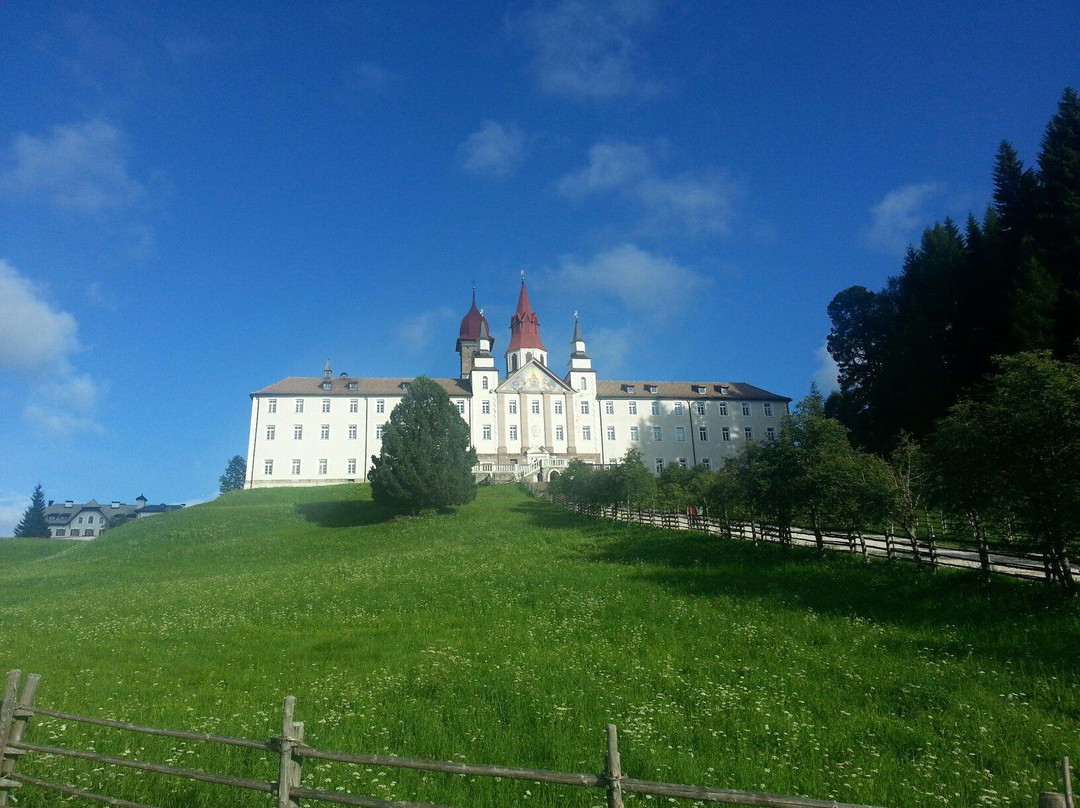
532 489 1079 585
0 669 900 808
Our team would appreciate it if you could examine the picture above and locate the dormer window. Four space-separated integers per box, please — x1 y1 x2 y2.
646 384 658 394
321 381 332 390
694 385 707 395
401 382 411 391
624 384 635 394
347 382 358 391
719 385 729 396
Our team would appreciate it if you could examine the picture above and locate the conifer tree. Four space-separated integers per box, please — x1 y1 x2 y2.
14 484 50 538
369 376 477 515
218 455 247 494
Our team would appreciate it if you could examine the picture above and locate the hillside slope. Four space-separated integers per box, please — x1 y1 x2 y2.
1 485 1077 807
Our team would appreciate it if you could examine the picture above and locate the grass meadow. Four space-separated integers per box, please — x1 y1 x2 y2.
0 484 1077 807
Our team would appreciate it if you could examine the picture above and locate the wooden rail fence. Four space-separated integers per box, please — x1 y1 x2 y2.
533 489 1080 585
0 669 905 808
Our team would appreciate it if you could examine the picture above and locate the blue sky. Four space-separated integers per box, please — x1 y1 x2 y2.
1 1 1077 531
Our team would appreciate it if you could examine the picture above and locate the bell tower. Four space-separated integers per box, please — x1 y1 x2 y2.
505 277 547 374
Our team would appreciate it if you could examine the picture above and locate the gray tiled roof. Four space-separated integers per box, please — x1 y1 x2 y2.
252 377 472 397
595 380 791 401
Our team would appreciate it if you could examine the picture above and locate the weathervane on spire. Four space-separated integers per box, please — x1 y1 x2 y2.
520 269 526 282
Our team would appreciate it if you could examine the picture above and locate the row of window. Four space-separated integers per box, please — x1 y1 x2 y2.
267 397 777 418
264 458 360 476
653 457 712 474
267 424 389 440
53 528 95 537
269 422 775 443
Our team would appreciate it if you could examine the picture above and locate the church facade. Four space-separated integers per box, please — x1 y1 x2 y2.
244 282 790 488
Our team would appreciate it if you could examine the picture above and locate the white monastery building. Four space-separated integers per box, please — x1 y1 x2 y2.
245 282 790 488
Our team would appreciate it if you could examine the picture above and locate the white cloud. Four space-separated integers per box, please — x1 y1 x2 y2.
513 0 662 100
558 140 736 235
396 308 455 353
556 141 651 195
23 405 104 438
346 62 397 94
458 121 527 179
865 182 945 255
0 259 80 372
553 244 709 315
586 325 636 374
0 493 27 537
812 342 839 394
0 119 145 212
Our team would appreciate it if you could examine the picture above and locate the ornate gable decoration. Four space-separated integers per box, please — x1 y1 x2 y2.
498 360 572 394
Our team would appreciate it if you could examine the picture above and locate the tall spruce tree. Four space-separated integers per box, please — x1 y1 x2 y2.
14 484 50 537
369 376 477 515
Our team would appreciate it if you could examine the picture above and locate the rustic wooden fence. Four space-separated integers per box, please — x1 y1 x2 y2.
0 669 907 808
532 488 1079 585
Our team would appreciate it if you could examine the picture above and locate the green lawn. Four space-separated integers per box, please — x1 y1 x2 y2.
0 485 1076 808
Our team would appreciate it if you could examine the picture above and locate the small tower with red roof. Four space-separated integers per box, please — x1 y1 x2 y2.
456 288 492 379
505 277 547 374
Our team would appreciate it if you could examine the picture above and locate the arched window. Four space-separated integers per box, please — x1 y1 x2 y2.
526 352 533 363
580 376 587 390
511 355 519 371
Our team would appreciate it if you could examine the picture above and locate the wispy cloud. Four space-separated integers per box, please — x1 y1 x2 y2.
812 342 840 394
511 0 662 101
0 492 28 538
553 243 709 315
0 259 104 436
865 182 945 255
396 308 455 353
0 259 80 372
346 62 397 94
587 325 636 374
458 121 527 179
0 119 146 212
558 140 736 235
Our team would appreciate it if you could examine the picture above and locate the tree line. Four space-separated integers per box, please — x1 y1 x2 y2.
826 88 1080 453
549 350 1079 595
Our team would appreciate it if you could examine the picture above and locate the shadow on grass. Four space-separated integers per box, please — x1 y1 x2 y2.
509 498 1080 672
294 499 392 528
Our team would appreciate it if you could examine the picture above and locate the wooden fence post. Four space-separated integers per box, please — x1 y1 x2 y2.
0 670 20 807
277 696 304 808
0 671 40 807
1064 755 1073 808
605 724 624 808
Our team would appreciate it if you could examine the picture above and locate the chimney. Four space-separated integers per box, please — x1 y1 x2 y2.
64 500 73 508
48 500 54 506
324 359 332 379
111 501 120 509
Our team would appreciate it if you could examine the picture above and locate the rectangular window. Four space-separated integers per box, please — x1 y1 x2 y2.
580 401 589 415
606 425 616 441
318 459 328 475
555 425 565 441
655 458 664 474
265 459 274 475
745 427 754 441
376 400 385 414
56 529 66 537
531 400 540 414
70 529 79 537
291 459 301 475
695 401 706 416
722 426 731 441
509 400 518 415
481 377 489 390
653 426 663 441
295 399 304 413
766 427 776 441
482 400 491 414
268 399 277 413
718 402 728 416
347 458 357 474
582 426 591 441
701 457 711 470
509 425 518 440
320 424 330 440
376 425 385 439
628 401 637 415
266 425 276 440
742 402 752 416
676 426 686 441
651 401 660 416
77 516 83 523
293 425 303 440
456 400 465 415
322 399 330 413
482 425 492 440
85 529 96 537
554 400 563 415
699 426 708 442
605 401 614 415
674 402 684 415
349 399 358 413
764 402 774 417
348 424 357 439
678 457 688 469
630 426 639 441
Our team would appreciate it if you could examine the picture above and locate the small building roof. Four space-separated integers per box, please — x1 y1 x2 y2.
252 377 472 397
595 380 791 401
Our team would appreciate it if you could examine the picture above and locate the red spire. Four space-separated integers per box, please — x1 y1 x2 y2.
507 280 547 352
457 288 492 347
